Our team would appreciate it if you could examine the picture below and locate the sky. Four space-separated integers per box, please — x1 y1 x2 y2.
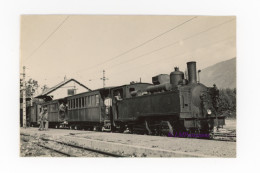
20 15 236 91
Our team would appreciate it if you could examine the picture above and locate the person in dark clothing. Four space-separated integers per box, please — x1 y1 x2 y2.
59 102 66 120
38 108 44 131
212 84 220 112
112 91 122 120
43 106 49 130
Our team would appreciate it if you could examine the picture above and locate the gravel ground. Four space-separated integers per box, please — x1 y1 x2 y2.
20 134 110 157
72 132 235 157
20 119 236 157
20 135 64 157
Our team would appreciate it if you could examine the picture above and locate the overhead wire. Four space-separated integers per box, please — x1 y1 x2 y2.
73 16 198 74
73 17 235 77
23 16 70 64
107 18 236 69
108 35 235 77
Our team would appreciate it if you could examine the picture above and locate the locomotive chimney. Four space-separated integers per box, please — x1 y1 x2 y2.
187 61 197 84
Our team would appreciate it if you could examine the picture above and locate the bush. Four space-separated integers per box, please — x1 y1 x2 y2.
218 88 236 118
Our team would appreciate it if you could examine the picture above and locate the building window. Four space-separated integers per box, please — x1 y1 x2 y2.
79 98 81 108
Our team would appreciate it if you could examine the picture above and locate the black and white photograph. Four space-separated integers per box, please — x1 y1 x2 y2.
19 15 236 158
2 0 260 173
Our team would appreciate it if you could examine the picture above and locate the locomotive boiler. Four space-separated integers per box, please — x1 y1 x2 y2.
112 61 225 136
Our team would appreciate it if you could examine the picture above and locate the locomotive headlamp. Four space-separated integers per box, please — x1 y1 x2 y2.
207 109 212 115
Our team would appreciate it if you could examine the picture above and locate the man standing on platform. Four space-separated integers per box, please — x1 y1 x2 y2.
43 106 49 130
38 107 44 131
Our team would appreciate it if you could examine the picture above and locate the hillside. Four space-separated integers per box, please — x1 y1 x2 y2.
200 58 236 89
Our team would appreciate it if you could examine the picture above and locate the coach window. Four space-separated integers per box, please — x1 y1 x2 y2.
76 98 78 108
79 98 82 108
50 104 54 112
88 96 91 106
81 98 83 108
85 97 87 106
96 95 99 106
73 99 75 109
91 95 95 106
82 97 85 108
52 104 56 112
54 104 56 111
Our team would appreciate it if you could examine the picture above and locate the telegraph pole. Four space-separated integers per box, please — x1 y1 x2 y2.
100 70 109 88
22 66 26 128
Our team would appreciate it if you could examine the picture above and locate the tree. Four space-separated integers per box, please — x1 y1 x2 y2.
218 88 236 118
26 78 39 98
41 84 49 93
20 78 39 98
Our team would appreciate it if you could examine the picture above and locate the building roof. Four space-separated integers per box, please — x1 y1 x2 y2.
35 78 91 99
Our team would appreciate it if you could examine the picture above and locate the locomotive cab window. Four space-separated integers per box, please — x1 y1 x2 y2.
113 88 123 99
129 88 135 92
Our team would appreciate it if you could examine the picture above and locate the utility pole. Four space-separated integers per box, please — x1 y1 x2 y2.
100 70 109 88
22 66 26 128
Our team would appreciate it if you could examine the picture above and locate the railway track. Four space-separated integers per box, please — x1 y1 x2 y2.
35 142 77 157
41 137 125 157
212 132 236 142
20 133 125 157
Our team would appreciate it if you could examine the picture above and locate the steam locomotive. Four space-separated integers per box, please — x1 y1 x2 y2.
27 61 225 136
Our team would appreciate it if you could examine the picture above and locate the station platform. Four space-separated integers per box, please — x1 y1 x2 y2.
20 127 236 157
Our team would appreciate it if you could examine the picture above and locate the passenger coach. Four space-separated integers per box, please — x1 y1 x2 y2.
66 87 113 131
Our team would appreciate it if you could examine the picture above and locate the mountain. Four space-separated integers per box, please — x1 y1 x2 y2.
200 58 236 89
